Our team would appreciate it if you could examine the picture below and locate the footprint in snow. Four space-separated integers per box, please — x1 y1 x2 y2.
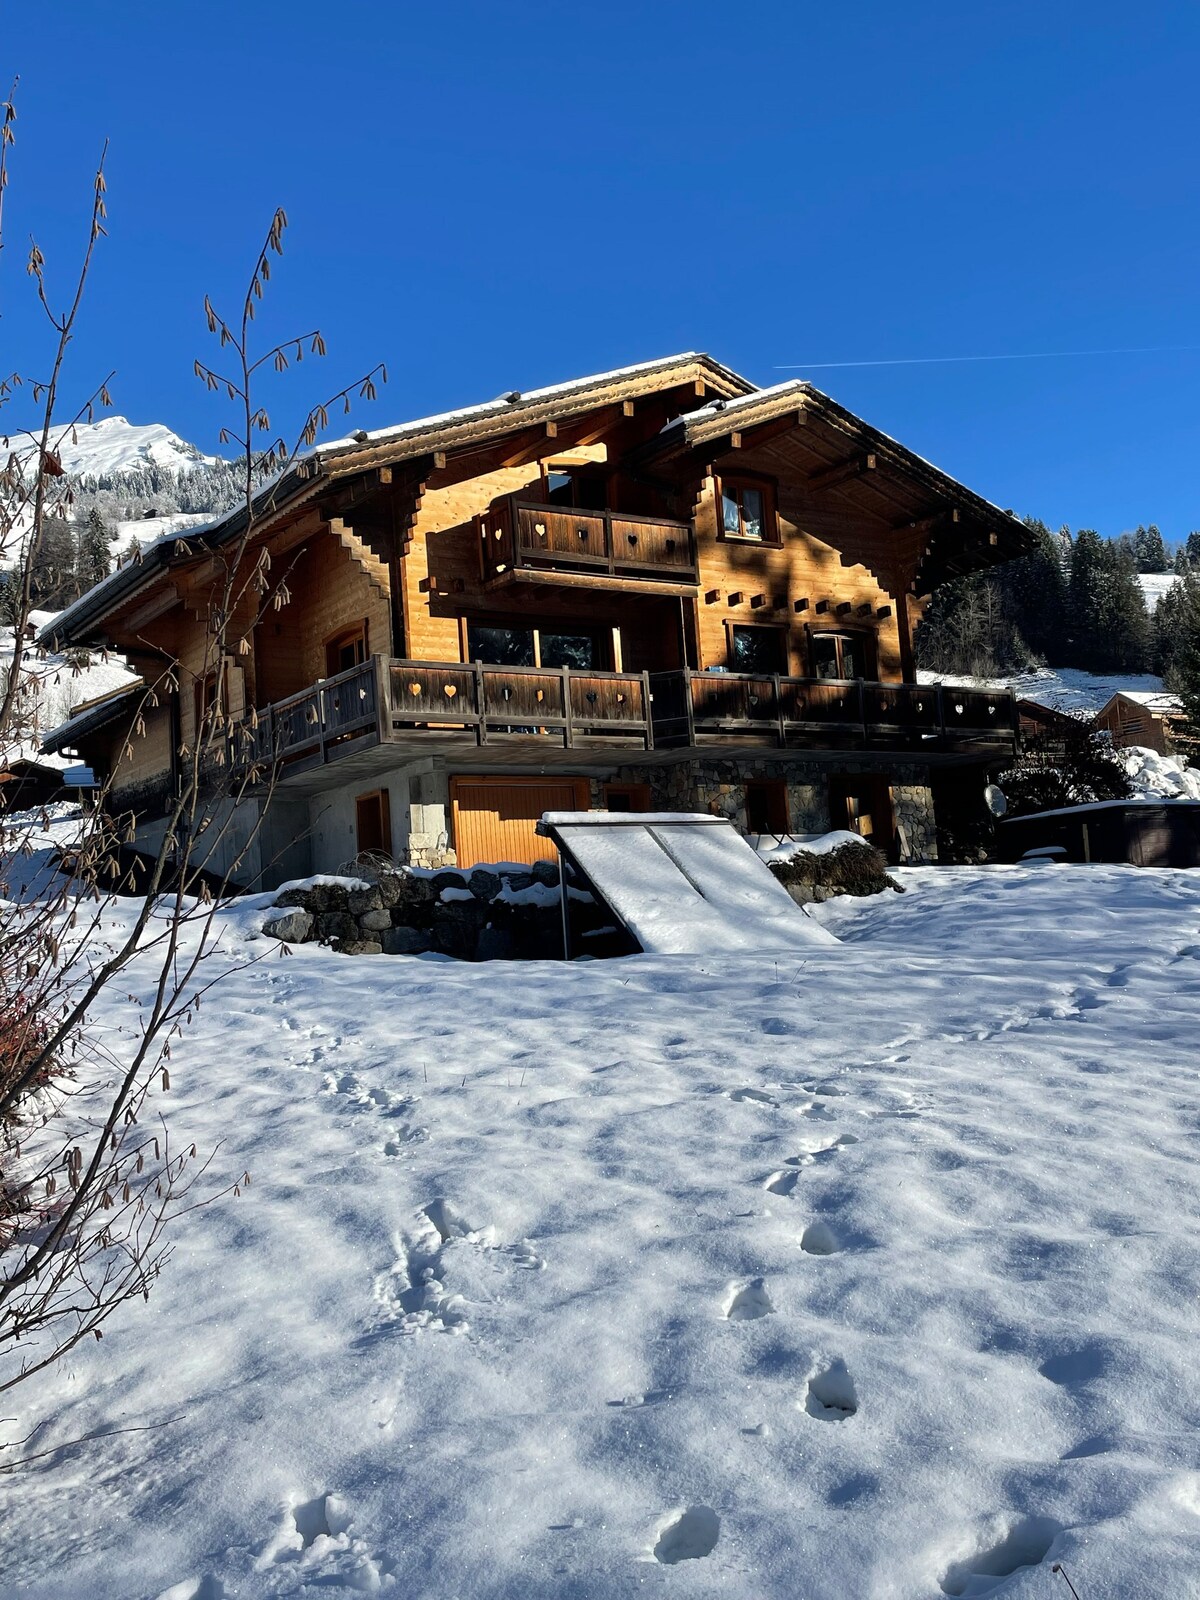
729 1087 780 1107
653 1505 720 1564
804 1359 858 1421
800 1221 841 1256
723 1277 776 1320
938 1516 1063 1596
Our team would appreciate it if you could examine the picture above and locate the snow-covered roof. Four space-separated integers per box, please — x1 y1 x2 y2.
1104 690 1182 714
41 680 144 754
1003 796 1200 822
321 353 742 455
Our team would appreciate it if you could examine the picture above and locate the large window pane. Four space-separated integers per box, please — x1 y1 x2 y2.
731 626 786 674
740 487 764 540
467 625 535 666
810 633 842 680
539 632 596 670
722 488 742 535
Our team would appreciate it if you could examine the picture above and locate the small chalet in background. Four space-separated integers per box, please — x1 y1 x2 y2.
40 353 1030 887
1094 690 1186 756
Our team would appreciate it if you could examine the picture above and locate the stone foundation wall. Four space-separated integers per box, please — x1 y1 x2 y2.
262 862 619 961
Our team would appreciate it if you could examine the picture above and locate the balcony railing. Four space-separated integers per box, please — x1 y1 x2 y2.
244 656 653 772
649 671 1019 751
479 498 698 584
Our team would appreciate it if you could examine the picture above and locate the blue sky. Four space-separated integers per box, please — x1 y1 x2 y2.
4 1 1199 541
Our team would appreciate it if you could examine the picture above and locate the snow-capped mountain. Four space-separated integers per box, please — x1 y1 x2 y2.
49 415 222 482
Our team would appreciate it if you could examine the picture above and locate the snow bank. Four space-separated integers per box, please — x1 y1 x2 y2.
755 829 871 862
1119 744 1200 801
4 866 1200 1596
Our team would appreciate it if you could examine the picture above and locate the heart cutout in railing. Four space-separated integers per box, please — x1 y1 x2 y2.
502 687 512 701
616 692 626 705
577 527 589 541
444 683 458 699
408 682 422 696
748 693 759 706
586 691 598 705
536 689 545 703
494 528 503 541
988 705 996 715
665 538 676 553
954 702 965 714
627 532 639 547
534 522 546 538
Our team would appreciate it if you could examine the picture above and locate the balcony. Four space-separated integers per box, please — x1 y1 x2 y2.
649 671 1019 752
243 655 654 778
479 498 698 589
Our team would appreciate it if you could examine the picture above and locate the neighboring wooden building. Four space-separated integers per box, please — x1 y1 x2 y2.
40 354 1028 885
1000 798 1200 868
1094 690 1185 755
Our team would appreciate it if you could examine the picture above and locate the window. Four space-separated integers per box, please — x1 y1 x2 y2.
467 622 602 671
545 467 607 510
808 631 869 682
718 477 775 542
325 622 369 677
729 624 788 675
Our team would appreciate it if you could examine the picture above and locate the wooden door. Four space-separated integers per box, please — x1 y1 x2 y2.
828 773 896 860
450 775 590 868
355 789 392 858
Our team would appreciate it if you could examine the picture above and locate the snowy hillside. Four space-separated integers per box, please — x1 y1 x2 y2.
2 863 1200 1596
1137 571 1180 612
47 415 221 481
921 663 1169 718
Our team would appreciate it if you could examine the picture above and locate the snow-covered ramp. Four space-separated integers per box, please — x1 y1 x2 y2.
539 811 837 955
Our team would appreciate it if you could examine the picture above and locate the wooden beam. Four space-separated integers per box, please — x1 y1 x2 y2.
727 591 745 607
807 452 878 494
730 431 742 449
124 585 180 631
545 421 558 439
432 451 447 470
622 400 635 417
793 597 809 613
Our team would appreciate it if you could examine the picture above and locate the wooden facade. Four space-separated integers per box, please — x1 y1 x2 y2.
40 353 1030 878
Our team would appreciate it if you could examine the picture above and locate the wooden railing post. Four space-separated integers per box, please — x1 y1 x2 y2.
935 684 946 743
474 662 487 746
773 673 785 747
374 653 390 744
857 679 868 743
642 670 654 749
561 666 573 749
604 509 616 576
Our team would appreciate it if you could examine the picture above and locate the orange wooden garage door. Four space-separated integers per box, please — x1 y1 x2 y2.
450 776 590 868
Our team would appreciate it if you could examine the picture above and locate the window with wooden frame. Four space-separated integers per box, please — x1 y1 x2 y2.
726 622 789 675
325 620 370 678
354 788 392 858
806 629 874 682
717 474 777 544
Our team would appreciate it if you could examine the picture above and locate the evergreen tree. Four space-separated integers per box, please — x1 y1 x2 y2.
29 515 80 609
1064 528 1151 672
914 569 1033 678
75 506 114 591
1132 523 1170 572
1161 569 1200 757
999 518 1069 662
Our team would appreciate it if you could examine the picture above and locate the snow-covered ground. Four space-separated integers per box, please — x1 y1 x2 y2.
920 663 1170 719
1137 572 1180 613
3 862 1200 1598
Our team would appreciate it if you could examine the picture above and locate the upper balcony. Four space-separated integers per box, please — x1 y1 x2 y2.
478 496 698 591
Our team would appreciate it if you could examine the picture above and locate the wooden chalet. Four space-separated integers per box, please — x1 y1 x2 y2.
40 353 1029 884
1093 690 1187 756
